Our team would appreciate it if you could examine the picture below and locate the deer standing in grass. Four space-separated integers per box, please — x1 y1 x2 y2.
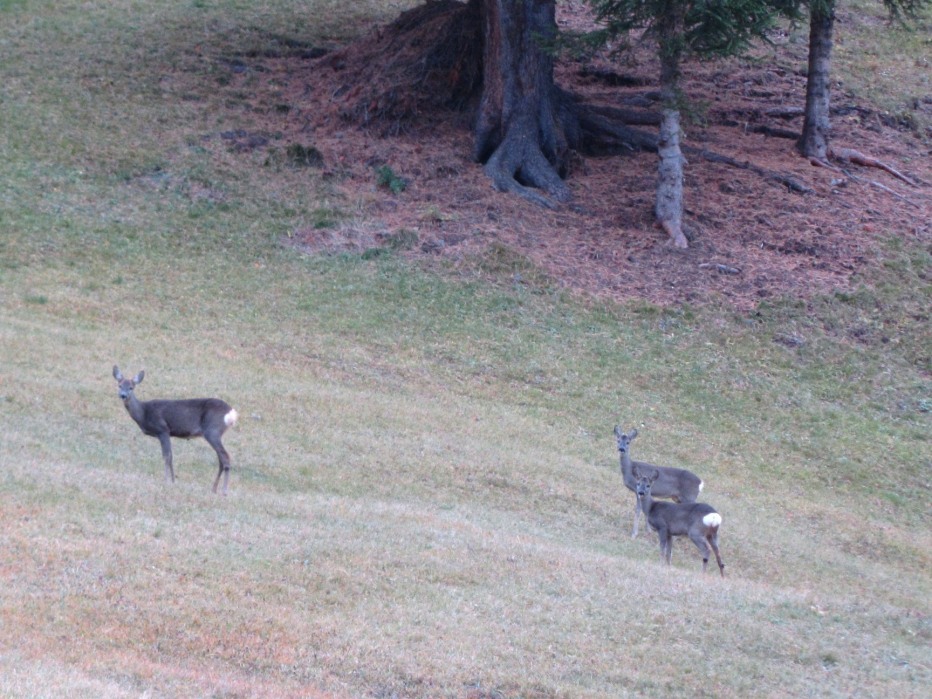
635 466 725 576
113 366 238 494
614 425 703 538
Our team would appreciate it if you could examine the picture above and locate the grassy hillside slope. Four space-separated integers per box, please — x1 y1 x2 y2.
1 1 929 697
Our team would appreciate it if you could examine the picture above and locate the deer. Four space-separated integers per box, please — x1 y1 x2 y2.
614 426 704 538
113 366 238 494
635 466 725 576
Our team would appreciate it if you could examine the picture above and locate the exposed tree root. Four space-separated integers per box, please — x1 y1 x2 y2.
805 146 926 209
689 148 812 194
699 262 742 275
828 147 925 187
743 124 799 140
659 220 689 248
482 117 571 209
311 0 825 211
564 95 660 153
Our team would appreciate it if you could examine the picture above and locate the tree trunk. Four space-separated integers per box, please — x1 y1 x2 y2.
656 108 688 248
654 8 688 249
473 0 570 208
798 4 835 159
318 0 661 207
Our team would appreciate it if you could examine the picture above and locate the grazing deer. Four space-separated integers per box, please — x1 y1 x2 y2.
635 467 725 576
614 425 703 538
113 366 238 494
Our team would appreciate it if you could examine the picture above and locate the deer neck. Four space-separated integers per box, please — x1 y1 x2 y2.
620 452 637 486
123 393 146 426
637 487 654 515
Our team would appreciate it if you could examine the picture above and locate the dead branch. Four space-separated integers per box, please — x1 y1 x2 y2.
699 262 742 275
766 106 805 119
689 148 812 194
828 147 926 187
811 150 923 208
838 168 922 209
744 124 799 140
808 157 843 173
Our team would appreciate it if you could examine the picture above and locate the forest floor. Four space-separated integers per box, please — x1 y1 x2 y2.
245 2 931 310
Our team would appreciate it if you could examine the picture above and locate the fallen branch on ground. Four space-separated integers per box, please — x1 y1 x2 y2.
699 262 742 275
689 148 812 194
809 152 923 209
828 147 926 187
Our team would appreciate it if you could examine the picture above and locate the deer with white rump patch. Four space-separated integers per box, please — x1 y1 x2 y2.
113 366 238 494
635 466 725 576
614 425 703 538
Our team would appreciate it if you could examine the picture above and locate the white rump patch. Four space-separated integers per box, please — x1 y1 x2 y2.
703 512 722 528
224 408 239 427
698 480 705 492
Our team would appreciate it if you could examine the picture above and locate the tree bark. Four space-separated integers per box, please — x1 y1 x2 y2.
798 4 835 159
656 108 688 248
473 0 570 208
654 7 689 248
318 0 661 206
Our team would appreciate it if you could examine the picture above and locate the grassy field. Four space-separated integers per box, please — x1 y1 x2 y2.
1 1 930 697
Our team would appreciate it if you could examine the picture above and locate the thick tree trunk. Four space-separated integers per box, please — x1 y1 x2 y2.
473 0 570 208
654 10 688 249
798 4 835 159
319 0 660 207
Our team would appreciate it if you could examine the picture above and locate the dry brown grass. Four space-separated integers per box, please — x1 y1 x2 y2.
2 279 929 697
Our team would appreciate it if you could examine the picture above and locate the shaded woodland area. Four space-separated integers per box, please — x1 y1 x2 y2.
238 0 931 308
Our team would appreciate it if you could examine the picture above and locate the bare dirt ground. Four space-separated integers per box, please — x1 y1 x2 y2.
243 4 931 310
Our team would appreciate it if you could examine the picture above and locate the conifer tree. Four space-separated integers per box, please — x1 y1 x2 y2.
798 0 928 160
590 0 794 247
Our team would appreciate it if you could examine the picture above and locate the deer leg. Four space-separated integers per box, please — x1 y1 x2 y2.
656 529 673 565
709 533 725 577
158 433 175 483
204 432 231 495
689 531 714 573
632 498 641 538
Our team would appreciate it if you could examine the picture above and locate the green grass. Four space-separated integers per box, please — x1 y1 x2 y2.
1 1 930 697
835 0 932 139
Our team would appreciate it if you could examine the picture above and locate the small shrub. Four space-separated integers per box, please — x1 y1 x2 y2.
375 165 407 194
311 207 341 229
285 144 324 168
384 229 419 251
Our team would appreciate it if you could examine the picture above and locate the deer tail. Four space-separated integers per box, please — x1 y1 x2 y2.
224 408 239 427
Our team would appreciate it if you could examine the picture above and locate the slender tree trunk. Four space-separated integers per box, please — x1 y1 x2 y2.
798 3 835 159
473 0 570 208
654 7 689 248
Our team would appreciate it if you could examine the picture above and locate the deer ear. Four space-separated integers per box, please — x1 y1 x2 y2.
613 425 622 437
113 365 123 381
629 428 638 440
134 370 145 384
649 468 659 482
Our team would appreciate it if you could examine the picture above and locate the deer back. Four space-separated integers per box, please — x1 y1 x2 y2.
645 466 703 502
645 500 719 536
619 451 702 503
139 398 233 438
